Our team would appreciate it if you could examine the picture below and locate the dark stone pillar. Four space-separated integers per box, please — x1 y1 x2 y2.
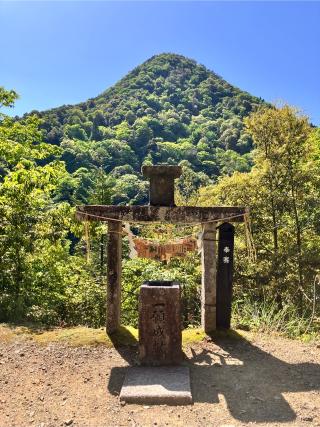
216 222 235 329
106 220 122 334
139 281 182 366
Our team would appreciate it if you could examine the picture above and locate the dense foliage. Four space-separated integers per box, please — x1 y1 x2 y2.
0 88 104 325
1 54 319 338
199 106 320 328
24 53 265 205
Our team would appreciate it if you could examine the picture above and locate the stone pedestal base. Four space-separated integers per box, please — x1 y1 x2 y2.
120 367 192 405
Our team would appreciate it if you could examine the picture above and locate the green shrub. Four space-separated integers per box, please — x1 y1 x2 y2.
121 254 201 328
232 295 319 339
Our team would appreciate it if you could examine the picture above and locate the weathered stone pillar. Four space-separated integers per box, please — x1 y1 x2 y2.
201 222 217 333
139 281 182 365
106 220 122 334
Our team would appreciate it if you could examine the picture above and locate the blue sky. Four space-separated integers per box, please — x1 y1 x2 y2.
1 1 319 125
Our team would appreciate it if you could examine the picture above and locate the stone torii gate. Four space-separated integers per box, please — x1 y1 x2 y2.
76 165 246 334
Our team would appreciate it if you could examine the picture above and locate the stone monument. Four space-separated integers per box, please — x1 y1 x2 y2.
120 280 191 405
139 281 182 366
76 164 247 404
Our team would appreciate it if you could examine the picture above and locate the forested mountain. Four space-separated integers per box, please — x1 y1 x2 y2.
2 57 319 333
26 53 265 205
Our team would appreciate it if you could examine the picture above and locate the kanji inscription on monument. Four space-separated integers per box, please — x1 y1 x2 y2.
139 281 182 366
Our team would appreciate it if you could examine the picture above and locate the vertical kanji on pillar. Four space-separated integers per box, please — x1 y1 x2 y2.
107 220 122 334
216 222 235 329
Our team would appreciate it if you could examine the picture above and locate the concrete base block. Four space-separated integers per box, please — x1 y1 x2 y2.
120 366 192 405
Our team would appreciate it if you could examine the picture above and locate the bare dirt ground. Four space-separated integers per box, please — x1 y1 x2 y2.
0 327 319 427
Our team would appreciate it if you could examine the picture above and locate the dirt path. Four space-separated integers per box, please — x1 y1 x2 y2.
0 329 319 427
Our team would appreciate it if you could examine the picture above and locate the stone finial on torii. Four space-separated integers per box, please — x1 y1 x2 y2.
142 165 182 207
76 164 246 335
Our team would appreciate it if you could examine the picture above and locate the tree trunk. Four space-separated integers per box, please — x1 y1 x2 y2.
291 183 304 314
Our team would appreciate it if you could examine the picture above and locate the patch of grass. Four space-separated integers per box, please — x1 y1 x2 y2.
34 325 139 347
0 323 139 347
34 327 109 346
0 324 16 342
0 323 36 342
298 332 320 343
233 297 320 342
207 328 247 341
1 323 208 347
109 326 138 346
182 328 206 345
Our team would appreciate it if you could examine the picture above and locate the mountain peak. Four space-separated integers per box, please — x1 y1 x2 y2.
144 52 197 64
34 54 265 205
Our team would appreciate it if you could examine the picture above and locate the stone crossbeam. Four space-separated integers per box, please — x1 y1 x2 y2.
76 205 246 224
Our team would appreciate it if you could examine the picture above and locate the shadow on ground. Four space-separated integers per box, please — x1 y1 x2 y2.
107 327 138 395
108 330 320 424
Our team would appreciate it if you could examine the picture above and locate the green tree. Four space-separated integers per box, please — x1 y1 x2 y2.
199 105 320 315
245 105 317 310
0 88 101 325
0 87 18 108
